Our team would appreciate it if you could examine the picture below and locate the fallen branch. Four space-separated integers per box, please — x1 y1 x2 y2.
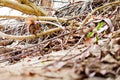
0 15 81 26
0 27 62 40
0 32 70 63
0 15 67 22
0 0 48 16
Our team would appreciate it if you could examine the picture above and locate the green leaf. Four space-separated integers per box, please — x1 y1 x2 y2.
96 21 104 30
41 61 45 65
87 31 94 38
96 35 99 41
103 31 106 34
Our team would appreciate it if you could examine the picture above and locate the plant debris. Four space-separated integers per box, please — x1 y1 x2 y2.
0 0 120 80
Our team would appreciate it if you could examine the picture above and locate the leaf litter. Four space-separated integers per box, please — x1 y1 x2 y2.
0 0 120 80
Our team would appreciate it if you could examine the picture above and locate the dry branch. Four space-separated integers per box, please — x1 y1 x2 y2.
0 15 67 22
0 19 64 40
0 0 48 16
81 1 120 27
0 15 81 26
0 27 62 40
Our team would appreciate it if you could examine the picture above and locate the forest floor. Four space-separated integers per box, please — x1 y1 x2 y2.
0 0 120 80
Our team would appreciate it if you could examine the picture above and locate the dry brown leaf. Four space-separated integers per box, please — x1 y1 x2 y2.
47 61 67 71
109 38 120 55
115 76 120 80
89 44 101 57
101 54 117 63
84 77 107 80
103 18 113 28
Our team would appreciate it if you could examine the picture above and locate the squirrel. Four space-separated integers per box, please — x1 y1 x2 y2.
25 18 42 35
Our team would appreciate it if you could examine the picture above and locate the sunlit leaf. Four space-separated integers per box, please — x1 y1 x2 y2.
41 61 45 65
97 21 104 30
96 35 100 41
87 31 94 38
103 31 106 34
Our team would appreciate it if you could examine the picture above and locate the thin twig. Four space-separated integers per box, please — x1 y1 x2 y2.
0 16 67 22
58 35 85 61
54 15 64 29
43 35 85 69
63 46 90 61
81 1 120 27
0 32 70 63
